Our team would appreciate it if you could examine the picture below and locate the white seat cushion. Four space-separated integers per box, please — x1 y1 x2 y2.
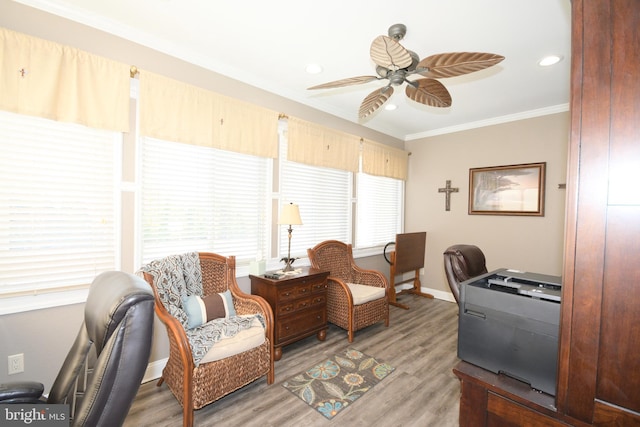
347 283 386 305
199 317 265 364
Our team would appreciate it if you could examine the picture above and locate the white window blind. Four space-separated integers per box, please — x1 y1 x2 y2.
280 128 351 258
355 172 404 249
0 110 119 296
140 137 270 265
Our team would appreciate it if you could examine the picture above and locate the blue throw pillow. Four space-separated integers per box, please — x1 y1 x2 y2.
182 290 236 329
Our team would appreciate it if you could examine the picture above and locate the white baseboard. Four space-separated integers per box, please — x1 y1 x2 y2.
141 287 455 383
142 357 167 383
422 287 457 303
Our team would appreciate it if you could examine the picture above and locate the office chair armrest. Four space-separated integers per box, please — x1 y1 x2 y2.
0 381 45 403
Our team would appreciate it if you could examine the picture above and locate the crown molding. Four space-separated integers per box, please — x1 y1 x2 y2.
405 103 570 141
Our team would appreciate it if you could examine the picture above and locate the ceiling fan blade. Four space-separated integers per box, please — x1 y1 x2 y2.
370 36 413 69
359 86 394 119
307 75 379 90
417 52 505 78
405 78 452 107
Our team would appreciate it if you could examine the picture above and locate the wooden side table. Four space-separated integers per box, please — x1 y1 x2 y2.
250 267 329 361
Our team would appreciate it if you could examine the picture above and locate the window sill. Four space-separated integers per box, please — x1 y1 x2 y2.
2 247 387 315
353 246 387 259
0 288 89 315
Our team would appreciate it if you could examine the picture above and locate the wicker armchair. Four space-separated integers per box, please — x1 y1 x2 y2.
307 240 390 342
140 252 274 427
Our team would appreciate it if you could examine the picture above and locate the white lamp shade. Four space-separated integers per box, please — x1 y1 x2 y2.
278 203 303 225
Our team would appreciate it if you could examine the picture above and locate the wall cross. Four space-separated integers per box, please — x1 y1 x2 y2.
438 180 459 211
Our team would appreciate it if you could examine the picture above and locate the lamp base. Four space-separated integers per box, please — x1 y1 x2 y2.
281 257 296 272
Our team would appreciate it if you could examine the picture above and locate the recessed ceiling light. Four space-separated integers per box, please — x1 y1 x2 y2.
305 64 323 74
384 103 397 111
538 55 563 66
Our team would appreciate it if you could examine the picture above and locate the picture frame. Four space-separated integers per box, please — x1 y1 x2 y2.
468 162 546 216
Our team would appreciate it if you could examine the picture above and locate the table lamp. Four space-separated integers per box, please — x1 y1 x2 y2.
278 203 303 271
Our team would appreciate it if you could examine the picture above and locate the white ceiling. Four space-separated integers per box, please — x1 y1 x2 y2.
15 0 572 141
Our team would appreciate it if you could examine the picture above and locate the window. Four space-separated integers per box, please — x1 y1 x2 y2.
140 137 271 266
355 173 404 249
1 109 403 314
279 127 352 259
278 123 403 259
0 110 119 297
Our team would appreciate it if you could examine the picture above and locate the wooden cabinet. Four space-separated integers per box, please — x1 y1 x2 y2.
557 1 640 423
250 268 329 361
454 362 577 427
455 1 640 425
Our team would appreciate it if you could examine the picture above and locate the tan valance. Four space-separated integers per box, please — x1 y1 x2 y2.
361 138 409 180
287 117 360 172
139 71 215 147
0 27 130 132
139 70 278 158
214 95 279 158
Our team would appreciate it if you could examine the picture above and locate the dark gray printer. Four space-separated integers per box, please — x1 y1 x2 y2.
457 268 562 396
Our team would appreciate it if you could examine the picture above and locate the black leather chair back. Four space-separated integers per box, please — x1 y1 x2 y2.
47 271 154 427
443 244 488 304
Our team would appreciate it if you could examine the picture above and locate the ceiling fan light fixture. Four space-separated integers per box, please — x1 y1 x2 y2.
538 55 563 66
384 103 397 111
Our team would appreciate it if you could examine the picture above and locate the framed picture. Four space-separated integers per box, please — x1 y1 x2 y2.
469 162 546 216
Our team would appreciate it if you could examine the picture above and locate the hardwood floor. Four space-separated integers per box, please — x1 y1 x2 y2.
124 295 461 427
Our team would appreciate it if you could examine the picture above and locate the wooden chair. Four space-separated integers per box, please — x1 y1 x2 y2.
140 252 274 427
307 240 389 342
385 231 433 309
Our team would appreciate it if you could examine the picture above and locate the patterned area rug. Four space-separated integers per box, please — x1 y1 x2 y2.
282 348 395 420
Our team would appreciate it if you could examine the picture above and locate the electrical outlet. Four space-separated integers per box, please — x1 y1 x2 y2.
8 353 24 375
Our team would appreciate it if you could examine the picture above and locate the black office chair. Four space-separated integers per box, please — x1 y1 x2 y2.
443 244 488 304
0 271 154 427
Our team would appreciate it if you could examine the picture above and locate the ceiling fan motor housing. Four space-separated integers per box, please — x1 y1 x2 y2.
388 70 407 86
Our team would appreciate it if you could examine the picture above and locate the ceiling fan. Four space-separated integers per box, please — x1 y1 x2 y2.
308 24 505 119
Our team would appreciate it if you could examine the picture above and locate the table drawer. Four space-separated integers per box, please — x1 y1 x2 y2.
278 294 326 316
278 307 326 341
278 284 312 301
312 282 327 293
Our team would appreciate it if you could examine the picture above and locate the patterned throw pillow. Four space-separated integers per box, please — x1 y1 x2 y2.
183 290 237 329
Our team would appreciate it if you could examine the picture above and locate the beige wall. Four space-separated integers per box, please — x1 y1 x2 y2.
405 112 570 300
